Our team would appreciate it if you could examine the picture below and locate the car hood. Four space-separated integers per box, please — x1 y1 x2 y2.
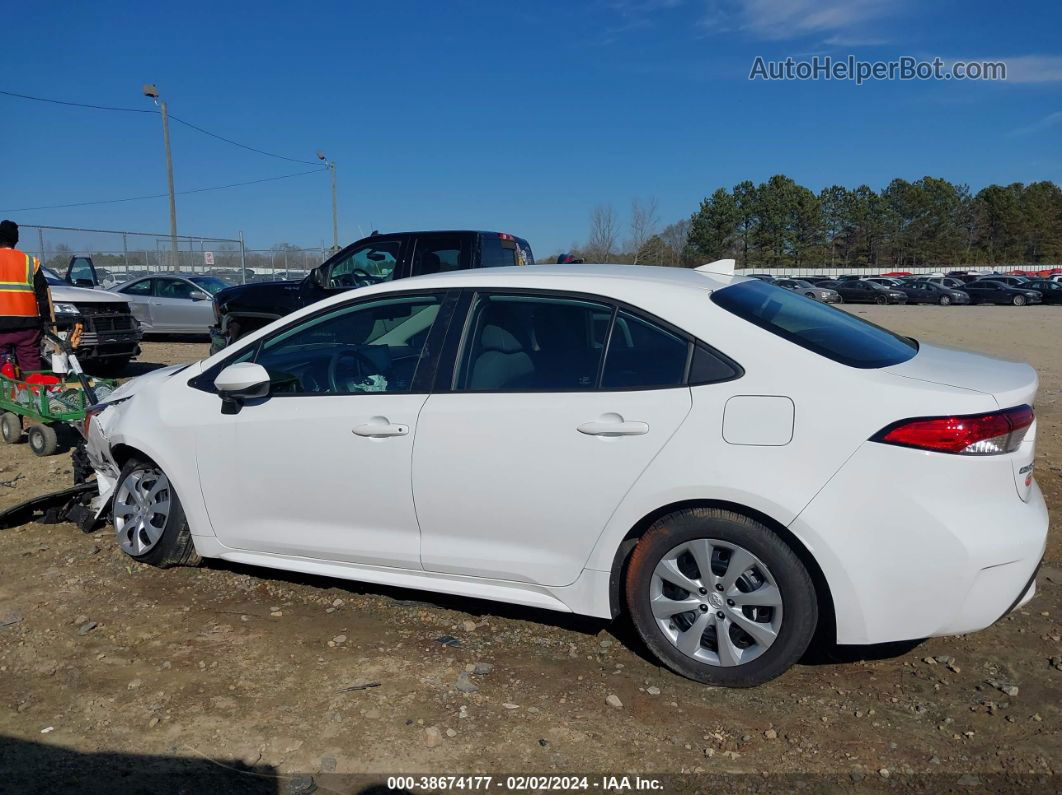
884 343 1037 408
216 279 301 302
50 283 129 304
107 362 196 401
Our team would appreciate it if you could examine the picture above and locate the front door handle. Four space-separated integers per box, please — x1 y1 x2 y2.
352 421 409 438
577 419 649 437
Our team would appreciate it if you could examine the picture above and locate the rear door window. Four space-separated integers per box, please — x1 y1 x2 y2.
711 280 917 369
601 311 689 389
121 279 154 296
412 235 469 276
454 294 610 391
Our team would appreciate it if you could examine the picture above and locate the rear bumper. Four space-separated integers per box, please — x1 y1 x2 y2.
790 441 1049 645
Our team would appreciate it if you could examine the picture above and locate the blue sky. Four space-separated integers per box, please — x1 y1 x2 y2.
2 0 1060 256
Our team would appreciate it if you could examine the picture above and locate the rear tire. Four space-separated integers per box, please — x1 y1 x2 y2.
112 456 201 568
625 507 817 687
0 412 21 444
27 424 58 456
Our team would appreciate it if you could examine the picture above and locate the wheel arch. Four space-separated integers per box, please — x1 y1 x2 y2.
607 498 836 641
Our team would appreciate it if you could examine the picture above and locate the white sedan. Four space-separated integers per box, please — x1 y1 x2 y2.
83 264 1047 686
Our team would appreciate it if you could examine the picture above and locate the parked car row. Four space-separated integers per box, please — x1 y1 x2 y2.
748 272 1053 307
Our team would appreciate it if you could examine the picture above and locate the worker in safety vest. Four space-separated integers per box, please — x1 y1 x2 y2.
0 220 50 374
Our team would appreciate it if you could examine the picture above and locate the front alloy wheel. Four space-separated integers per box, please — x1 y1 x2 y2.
114 466 172 556
112 457 201 568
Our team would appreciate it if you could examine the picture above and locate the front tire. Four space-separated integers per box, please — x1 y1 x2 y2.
939 295 952 306
112 457 200 568
1012 294 1026 307
874 295 887 305
625 508 817 687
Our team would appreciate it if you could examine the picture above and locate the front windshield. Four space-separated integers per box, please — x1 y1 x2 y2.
189 276 230 294
41 267 64 286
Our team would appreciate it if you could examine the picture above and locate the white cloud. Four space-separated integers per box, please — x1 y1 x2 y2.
999 55 1062 84
701 0 900 42
1011 111 1062 136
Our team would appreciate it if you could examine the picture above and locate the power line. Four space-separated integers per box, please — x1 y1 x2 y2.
0 88 154 113
1 167 328 213
167 114 319 165
0 88 319 164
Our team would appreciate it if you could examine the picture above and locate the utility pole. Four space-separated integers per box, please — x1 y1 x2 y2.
143 84 178 270
318 151 338 251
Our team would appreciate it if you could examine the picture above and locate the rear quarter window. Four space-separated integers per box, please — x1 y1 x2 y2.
711 280 917 369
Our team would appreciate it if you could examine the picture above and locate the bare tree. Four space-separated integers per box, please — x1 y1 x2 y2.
660 219 691 266
587 204 618 263
628 197 660 264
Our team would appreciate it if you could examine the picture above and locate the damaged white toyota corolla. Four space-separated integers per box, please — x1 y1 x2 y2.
84 264 1047 686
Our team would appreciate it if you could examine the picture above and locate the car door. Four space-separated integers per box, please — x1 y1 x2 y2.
302 237 408 305
116 278 156 328
151 277 213 332
413 291 694 587
65 256 99 288
195 290 455 566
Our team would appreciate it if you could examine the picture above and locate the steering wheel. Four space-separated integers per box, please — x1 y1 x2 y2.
327 348 382 393
331 268 376 288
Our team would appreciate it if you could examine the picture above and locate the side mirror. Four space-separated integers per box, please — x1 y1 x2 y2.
191 291 209 301
310 265 328 288
73 279 95 288
213 362 270 414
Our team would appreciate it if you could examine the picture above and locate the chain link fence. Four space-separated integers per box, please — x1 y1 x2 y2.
20 224 331 287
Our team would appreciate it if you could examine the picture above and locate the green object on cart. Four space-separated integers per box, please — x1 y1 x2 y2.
0 370 118 456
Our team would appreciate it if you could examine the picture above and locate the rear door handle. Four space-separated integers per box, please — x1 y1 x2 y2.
577 420 649 437
352 422 409 438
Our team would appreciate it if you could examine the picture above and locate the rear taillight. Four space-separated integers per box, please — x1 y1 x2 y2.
872 405 1034 455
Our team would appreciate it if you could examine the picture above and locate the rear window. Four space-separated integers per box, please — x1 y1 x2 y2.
711 280 917 369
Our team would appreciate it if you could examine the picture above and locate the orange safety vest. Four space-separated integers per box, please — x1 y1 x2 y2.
0 249 41 318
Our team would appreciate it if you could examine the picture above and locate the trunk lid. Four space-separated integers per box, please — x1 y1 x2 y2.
885 343 1037 408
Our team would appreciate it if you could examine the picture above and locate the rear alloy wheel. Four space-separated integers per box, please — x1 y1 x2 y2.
113 457 200 568
1012 294 1026 307
626 508 817 687
0 412 21 444
939 295 952 306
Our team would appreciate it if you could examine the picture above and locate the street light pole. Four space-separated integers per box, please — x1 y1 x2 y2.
318 151 338 251
144 84 178 270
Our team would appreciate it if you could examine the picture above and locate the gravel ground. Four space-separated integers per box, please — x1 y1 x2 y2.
0 308 1059 791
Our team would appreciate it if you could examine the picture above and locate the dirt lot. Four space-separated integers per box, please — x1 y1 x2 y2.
1 308 1060 791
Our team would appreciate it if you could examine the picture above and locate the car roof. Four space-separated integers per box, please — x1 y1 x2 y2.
394 263 743 293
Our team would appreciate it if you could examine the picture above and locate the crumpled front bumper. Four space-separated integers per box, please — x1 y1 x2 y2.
83 406 123 520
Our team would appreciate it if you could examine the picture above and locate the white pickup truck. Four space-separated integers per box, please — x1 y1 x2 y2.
42 266 142 375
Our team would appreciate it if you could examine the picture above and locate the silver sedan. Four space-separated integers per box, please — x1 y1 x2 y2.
112 274 230 335
773 278 842 303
